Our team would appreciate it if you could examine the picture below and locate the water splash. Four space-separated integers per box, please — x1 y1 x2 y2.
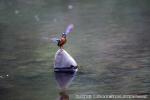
0 74 9 79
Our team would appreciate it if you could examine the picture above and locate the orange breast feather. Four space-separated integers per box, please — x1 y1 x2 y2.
60 38 67 46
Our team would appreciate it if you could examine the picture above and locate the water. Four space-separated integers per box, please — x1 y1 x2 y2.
0 0 150 100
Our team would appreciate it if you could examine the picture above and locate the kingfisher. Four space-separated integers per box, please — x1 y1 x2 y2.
51 24 74 49
50 24 78 72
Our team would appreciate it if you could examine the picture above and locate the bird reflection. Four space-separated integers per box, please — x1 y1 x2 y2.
54 71 77 100
59 90 69 100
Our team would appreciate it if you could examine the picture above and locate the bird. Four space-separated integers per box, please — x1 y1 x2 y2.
51 24 74 49
57 33 67 49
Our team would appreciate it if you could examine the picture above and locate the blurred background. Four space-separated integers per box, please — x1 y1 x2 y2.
0 0 150 100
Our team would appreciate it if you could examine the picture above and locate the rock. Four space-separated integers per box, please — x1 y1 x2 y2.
54 49 78 72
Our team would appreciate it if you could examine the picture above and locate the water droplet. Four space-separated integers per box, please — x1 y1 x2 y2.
34 15 40 22
0 75 4 79
68 5 73 9
53 18 57 22
15 10 19 14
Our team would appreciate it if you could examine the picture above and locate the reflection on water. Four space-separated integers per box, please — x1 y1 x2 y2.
59 91 69 100
55 71 77 100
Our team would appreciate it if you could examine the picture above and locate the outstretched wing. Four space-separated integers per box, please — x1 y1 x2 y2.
51 37 60 43
64 24 74 35
42 37 59 43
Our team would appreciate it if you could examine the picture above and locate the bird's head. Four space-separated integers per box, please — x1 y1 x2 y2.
62 33 67 38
